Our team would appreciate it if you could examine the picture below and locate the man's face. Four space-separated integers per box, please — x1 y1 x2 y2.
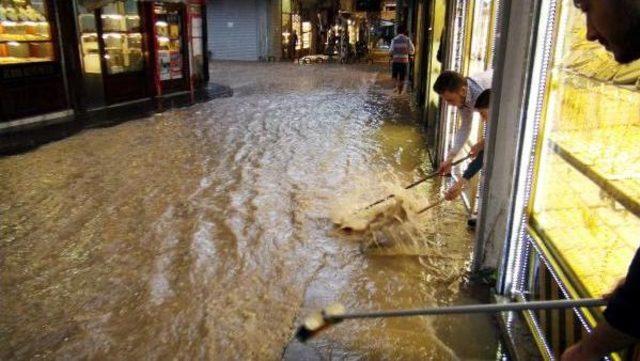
577 0 640 63
479 109 489 123
441 87 467 107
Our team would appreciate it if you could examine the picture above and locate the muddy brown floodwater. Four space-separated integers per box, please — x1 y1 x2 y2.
0 62 499 360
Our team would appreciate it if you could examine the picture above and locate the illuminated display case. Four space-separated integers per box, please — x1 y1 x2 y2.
528 1 640 299
100 1 143 75
75 0 148 105
0 0 54 64
0 0 69 122
504 0 640 358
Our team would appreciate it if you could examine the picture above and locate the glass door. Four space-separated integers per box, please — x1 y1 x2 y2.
423 0 447 162
153 2 188 94
96 0 148 104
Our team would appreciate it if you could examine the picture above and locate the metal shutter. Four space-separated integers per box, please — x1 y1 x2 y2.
207 0 259 61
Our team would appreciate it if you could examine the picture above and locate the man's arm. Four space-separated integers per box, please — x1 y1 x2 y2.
389 38 395 55
409 39 416 55
445 151 484 201
447 108 473 161
561 321 638 361
562 248 640 360
462 151 484 180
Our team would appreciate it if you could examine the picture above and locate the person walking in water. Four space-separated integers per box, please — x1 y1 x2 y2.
389 25 415 94
291 30 299 60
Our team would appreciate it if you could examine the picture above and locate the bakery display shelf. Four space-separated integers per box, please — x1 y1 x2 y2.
548 137 640 218
0 38 50 42
0 57 53 64
564 69 640 92
101 31 142 34
530 153 640 297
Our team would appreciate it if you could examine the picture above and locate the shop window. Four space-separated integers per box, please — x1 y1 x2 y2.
301 21 311 50
528 0 640 298
0 0 54 65
100 0 143 74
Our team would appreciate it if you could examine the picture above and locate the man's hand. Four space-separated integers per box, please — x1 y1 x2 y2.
438 159 453 175
603 278 626 300
561 343 600 361
445 179 465 201
470 141 484 158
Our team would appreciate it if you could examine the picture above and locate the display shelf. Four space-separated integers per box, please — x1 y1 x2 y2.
565 69 639 92
0 38 50 42
548 126 640 218
531 151 640 298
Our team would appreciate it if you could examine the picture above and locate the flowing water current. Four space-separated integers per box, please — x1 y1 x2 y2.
0 62 498 360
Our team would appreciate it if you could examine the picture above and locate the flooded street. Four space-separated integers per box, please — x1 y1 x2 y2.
1 62 498 360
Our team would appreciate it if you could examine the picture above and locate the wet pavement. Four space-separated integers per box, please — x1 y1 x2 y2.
0 61 499 360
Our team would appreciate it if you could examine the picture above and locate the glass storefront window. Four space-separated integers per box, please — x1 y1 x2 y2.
100 0 143 74
301 21 311 50
292 14 301 50
529 0 640 298
0 0 54 64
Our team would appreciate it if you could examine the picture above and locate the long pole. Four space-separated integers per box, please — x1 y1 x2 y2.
324 298 607 322
364 154 472 210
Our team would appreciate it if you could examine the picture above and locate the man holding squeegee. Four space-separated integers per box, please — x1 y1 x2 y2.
561 0 640 359
444 89 491 201
433 69 493 176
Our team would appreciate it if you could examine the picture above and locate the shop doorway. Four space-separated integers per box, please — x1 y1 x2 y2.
150 2 189 95
94 0 148 104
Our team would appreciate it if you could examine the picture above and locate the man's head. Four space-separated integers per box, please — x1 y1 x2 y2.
575 0 640 63
474 90 491 122
433 71 467 107
397 25 407 35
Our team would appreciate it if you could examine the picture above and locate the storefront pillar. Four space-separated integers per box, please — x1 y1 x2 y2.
473 0 538 287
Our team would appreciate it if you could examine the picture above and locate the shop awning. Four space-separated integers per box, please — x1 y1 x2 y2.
81 0 187 11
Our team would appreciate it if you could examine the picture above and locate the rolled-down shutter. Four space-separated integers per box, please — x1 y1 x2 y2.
207 0 259 61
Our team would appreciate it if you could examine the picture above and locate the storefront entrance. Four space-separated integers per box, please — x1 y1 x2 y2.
149 2 189 95
77 0 148 105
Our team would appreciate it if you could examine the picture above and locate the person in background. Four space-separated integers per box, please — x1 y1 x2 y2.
389 25 415 94
433 69 493 175
561 0 640 359
291 30 299 60
444 89 491 201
